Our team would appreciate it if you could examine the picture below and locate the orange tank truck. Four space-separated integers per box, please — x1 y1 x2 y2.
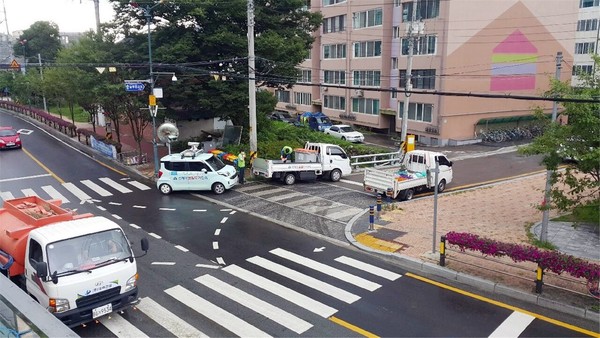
0 196 149 328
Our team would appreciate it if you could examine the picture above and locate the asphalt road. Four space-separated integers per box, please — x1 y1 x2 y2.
0 111 595 337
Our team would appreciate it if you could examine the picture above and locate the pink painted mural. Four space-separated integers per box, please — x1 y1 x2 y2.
490 30 538 91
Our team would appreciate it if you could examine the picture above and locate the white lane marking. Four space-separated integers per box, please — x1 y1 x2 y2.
284 196 322 208
229 210 236 215
133 205 146 209
16 129 33 135
220 208 232 211
266 192 305 202
488 311 535 338
196 275 312 334
250 187 289 197
91 199 102 202
41 186 69 203
212 242 219 250
109 202 122 206
216 257 225 265
0 174 51 183
234 183 265 192
339 178 363 187
220 217 228 224
175 245 189 252
160 208 176 211
193 209 206 212
97 206 107 211
112 214 122 220
0 191 15 201
81 179 112 197
196 264 221 269
21 188 38 197
136 297 208 337
214 229 221 236
247 256 360 304
151 262 176 266
149 233 162 239
100 313 149 338
129 224 141 229
335 256 402 281
62 182 91 201
270 248 381 291
99 177 133 193
165 285 271 338
223 264 337 318
127 180 151 191
326 207 363 220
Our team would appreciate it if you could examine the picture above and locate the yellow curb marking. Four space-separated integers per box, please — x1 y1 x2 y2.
406 272 600 338
329 316 379 338
23 147 65 184
355 233 403 253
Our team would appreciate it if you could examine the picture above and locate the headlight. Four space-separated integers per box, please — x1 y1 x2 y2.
49 298 70 313
0 139 5 144
125 273 138 292
16 137 20 142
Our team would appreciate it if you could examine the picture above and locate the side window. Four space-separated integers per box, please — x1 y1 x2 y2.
189 162 210 172
417 155 425 164
167 161 187 171
29 239 43 263
330 127 338 132
327 146 348 159
436 156 452 166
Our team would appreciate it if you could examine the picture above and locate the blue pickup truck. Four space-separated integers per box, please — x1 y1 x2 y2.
298 112 333 132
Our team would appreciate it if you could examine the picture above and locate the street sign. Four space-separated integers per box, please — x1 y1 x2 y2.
124 82 145 92
149 94 156 106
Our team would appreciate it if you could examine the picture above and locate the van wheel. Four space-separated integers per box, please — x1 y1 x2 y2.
400 189 414 201
330 169 342 182
159 184 172 195
341 137 346 141
284 173 296 185
212 182 226 195
437 179 446 193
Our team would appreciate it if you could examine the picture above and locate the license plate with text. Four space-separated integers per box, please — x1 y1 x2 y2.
92 303 113 319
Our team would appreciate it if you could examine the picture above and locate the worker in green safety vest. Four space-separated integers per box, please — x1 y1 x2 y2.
237 151 246 184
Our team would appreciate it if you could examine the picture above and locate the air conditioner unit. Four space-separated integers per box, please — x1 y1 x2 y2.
355 89 364 97
322 87 328 92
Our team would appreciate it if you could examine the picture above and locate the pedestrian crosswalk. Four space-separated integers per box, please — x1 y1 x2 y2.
0 177 152 204
93 248 401 337
235 183 364 222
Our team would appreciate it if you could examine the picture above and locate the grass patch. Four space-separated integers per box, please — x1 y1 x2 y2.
48 106 90 123
524 221 558 250
552 202 599 226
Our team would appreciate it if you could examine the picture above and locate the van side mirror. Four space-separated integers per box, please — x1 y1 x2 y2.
35 261 48 279
201 168 207 174
141 238 149 252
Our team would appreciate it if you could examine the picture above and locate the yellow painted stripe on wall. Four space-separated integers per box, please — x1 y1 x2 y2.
491 54 538 63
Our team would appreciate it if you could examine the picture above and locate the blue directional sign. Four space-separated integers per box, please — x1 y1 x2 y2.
125 83 145 92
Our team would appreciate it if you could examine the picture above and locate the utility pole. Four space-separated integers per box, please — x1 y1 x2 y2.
93 0 100 34
247 0 257 154
399 0 421 146
540 51 563 242
38 54 47 112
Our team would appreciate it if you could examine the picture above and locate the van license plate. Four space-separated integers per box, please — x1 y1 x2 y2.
92 303 113 319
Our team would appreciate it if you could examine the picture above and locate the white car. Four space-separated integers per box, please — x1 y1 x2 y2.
325 124 365 143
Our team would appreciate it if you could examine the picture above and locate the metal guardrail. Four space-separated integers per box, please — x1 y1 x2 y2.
350 150 404 171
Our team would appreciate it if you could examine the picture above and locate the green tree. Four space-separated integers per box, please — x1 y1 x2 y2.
13 21 62 64
520 55 600 214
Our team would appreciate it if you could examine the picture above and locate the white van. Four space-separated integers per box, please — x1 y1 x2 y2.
156 143 238 195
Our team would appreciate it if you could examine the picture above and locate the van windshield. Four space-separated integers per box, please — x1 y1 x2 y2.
316 117 331 124
206 156 226 171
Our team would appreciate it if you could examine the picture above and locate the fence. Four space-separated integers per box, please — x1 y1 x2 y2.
118 151 148 166
350 149 405 171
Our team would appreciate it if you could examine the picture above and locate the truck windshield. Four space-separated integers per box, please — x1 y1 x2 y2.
46 229 131 274
316 117 331 124
206 156 226 171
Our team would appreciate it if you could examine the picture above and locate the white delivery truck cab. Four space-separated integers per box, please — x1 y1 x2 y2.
156 142 238 195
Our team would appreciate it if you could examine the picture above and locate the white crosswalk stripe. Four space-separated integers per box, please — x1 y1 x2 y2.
100 313 149 338
99 177 133 193
488 311 535 338
335 256 402 281
165 285 271 337
0 191 15 201
62 182 92 202
196 275 312 334
127 180 152 190
41 185 69 204
247 256 360 304
136 297 208 337
270 248 381 291
21 188 38 197
81 179 112 197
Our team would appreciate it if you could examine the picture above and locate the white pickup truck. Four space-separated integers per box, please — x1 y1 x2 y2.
363 150 453 200
252 142 352 185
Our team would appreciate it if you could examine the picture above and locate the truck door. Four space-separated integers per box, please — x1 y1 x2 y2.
435 155 453 181
324 145 352 175
25 239 48 305
166 161 188 191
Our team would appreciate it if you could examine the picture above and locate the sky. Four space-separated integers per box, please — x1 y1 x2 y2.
3 0 116 35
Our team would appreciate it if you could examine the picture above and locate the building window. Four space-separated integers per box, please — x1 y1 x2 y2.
401 35 437 55
324 95 346 110
323 15 346 34
399 102 433 122
323 70 346 84
353 70 381 87
353 40 382 57
399 69 436 89
294 92 312 105
275 90 290 103
575 42 596 54
352 98 380 115
323 0 346 5
297 69 311 83
577 19 598 31
394 0 402 6
391 57 398 69
402 0 440 21
580 0 599 8
352 8 383 29
393 26 401 39
323 44 347 59
391 88 398 99
572 64 594 75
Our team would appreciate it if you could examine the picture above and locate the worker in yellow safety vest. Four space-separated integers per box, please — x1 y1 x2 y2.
280 146 293 163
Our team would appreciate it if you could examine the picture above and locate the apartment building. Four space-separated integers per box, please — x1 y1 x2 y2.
275 0 584 145
573 0 600 86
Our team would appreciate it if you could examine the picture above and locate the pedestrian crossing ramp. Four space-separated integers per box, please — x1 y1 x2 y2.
91 248 402 337
0 177 151 204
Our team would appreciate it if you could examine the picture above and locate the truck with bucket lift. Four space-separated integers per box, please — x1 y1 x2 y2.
0 196 148 328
